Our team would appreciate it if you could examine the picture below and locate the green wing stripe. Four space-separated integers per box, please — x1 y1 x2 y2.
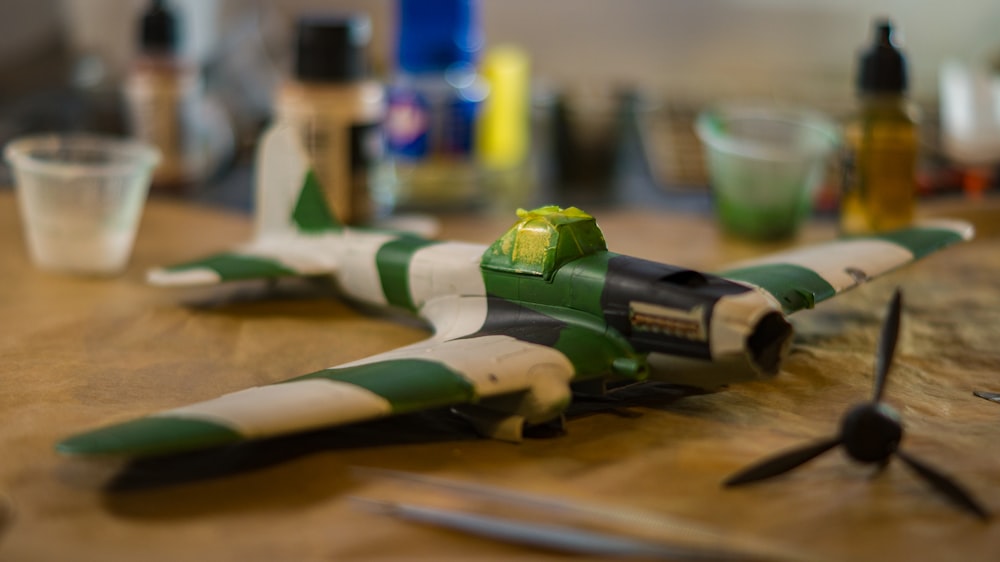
865 226 967 259
166 253 296 280
292 170 341 232
720 263 836 313
376 237 440 311
56 417 242 457
291 359 476 413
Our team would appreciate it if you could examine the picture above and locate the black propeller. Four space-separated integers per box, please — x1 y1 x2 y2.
973 390 1000 404
724 289 990 521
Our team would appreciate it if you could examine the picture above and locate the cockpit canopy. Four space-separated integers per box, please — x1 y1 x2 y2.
481 206 608 281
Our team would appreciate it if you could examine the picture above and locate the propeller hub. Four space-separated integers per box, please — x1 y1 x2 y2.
840 403 902 463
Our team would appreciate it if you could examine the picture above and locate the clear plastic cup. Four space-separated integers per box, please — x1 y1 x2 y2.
4 134 160 275
695 105 838 240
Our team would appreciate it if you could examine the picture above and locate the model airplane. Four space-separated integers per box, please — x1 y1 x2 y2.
57 128 974 458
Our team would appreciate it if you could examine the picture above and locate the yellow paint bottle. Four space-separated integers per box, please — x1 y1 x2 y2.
840 20 919 234
478 45 532 211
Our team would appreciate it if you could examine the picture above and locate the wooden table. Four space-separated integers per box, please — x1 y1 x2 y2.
2 189 999 561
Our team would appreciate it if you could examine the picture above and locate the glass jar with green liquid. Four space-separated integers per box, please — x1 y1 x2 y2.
841 20 919 234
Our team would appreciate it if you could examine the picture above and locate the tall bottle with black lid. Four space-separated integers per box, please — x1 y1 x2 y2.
258 14 386 227
385 0 488 211
124 0 202 190
840 19 919 234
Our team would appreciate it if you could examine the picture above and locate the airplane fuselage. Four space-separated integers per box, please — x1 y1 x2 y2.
328 228 792 389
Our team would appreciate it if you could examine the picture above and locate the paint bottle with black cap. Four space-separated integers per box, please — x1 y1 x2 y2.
124 0 202 190
840 19 920 234
259 14 387 227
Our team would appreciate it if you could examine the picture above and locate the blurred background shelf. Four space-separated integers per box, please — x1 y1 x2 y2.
2 0 999 220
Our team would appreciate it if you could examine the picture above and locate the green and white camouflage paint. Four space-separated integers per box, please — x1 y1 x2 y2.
58 128 974 458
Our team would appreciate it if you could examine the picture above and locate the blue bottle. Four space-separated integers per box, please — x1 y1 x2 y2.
385 0 488 211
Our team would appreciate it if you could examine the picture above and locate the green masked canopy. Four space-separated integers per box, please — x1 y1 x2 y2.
481 206 608 281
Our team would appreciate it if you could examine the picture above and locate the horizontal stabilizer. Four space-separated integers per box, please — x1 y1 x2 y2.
147 234 342 287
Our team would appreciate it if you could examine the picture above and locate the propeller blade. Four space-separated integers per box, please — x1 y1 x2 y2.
872 289 903 403
973 391 1000 403
724 437 841 487
896 449 990 521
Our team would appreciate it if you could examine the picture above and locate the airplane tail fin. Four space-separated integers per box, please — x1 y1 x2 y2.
254 125 342 237
147 126 343 287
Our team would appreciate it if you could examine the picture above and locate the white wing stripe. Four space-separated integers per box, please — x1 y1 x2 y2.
422 296 489 341
148 268 221 286
241 233 343 274
156 379 392 438
731 239 914 292
336 231 400 306
915 219 974 239
339 334 575 397
408 242 487 308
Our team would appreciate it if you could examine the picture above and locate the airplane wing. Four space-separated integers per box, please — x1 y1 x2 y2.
56 330 577 457
716 220 974 314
